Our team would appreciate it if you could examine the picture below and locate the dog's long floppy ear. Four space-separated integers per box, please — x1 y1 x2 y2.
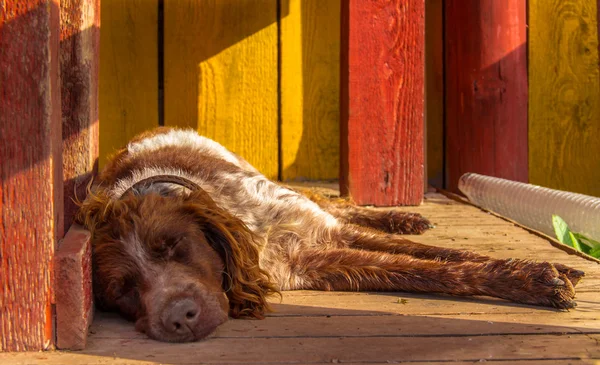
182 190 280 319
75 187 116 234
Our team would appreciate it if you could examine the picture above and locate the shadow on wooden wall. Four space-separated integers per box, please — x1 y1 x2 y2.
163 0 284 179
99 0 343 182
445 43 529 192
99 0 159 168
280 0 340 182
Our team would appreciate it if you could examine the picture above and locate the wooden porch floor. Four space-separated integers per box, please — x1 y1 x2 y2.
2 192 600 364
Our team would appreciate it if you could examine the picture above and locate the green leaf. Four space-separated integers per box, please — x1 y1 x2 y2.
552 215 600 257
568 231 583 252
552 215 574 247
590 247 600 259
573 233 600 249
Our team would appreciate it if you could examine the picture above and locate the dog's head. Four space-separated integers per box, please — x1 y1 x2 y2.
77 186 277 342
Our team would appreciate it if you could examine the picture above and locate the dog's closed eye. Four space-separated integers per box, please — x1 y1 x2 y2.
164 237 190 261
115 286 142 320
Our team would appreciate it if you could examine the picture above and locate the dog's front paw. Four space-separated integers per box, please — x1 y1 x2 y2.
553 263 585 287
501 261 576 309
384 212 433 235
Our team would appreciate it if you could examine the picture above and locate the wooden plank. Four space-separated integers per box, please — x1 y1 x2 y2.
88 311 600 339
0 0 62 351
280 0 340 181
55 225 94 350
164 0 278 179
528 0 600 196
60 0 100 232
340 0 425 206
348 362 596 365
0 356 593 365
445 0 528 192
0 354 160 365
425 0 444 188
73 335 600 363
269 290 600 317
58 0 99 349
99 0 159 169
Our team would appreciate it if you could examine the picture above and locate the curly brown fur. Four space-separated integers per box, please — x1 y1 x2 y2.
77 127 584 343
297 188 433 234
179 190 279 319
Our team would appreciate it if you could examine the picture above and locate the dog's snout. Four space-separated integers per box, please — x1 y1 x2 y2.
162 298 201 334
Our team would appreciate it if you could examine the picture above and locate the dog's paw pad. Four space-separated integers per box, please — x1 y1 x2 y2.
534 265 576 309
553 263 585 287
385 212 432 235
499 261 577 309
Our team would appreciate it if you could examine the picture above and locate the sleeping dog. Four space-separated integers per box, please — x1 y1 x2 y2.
78 127 584 342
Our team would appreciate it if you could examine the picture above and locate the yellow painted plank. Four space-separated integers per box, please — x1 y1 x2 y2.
280 0 340 181
99 0 159 169
164 0 278 179
425 0 444 188
529 0 600 196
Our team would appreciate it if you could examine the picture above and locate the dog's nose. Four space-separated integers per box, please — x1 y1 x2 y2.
162 298 201 334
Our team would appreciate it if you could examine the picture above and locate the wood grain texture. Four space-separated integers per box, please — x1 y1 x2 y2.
87 309 600 339
0 353 594 365
529 0 600 196
1 191 599 361
445 0 528 192
164 0 278 179
60 0 100 231
29 332 600 364
340 0 425 206
99 0 159 169
425 0 444 189
271 291 600 317
0 0 61 351
280 0 340 181
55 225 94 350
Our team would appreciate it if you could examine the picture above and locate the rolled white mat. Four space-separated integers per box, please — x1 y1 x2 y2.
458 173 600 243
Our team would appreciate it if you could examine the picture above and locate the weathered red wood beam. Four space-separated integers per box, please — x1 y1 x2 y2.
340 0 425 206
55 225 93 350
60 0 101 232
56 0 100 350
0 0 63 351
444 0 528 192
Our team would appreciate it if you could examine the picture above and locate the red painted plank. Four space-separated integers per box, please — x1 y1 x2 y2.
340 0 425 206
60 0 100 232
56 0 100 350
55 225 94 350
444 0 528 192
0 0 62 351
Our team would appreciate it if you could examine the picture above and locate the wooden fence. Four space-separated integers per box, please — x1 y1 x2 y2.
100 0 341 181
100 0 600 198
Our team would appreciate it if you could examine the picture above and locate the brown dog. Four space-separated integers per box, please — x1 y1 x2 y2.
78 127 584 343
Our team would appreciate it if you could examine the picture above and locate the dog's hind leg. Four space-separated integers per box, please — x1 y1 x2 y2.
295 188 432 235
288 247 577 309
338 224 585 287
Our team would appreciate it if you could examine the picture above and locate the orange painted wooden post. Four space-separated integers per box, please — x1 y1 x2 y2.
61 0 100 232
340 0 425 206
445 0 528 192
57 0 100 350
0 0 63 351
